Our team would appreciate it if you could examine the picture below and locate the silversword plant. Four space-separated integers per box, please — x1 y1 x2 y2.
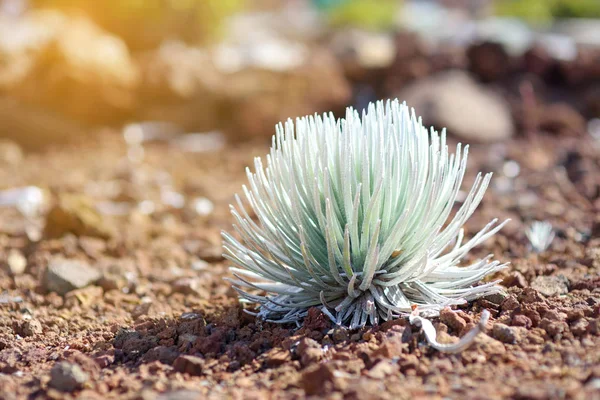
223 99 509 329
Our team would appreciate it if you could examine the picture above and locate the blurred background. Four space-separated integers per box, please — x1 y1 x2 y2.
0 0 599 151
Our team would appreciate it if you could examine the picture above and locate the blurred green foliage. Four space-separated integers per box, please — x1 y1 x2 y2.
494 0 553 24
32 0 245 50
319 0 399 31
552 0 600 18
495 0 600 22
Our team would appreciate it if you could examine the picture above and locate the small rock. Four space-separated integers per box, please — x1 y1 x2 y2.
97 272 128 292
540 318 568 338
301 307 331 331
141 346 180 365
20 319 42 337
512 314 532 329
467 41 509 82
439 308 467 334
492 323 518 344
44 193 113 239
570 319 589 336
366 360 396 379
297 338 324 367
173 355 205 376
482 292 508 306
567 309 586 322
171 278 208 298
543 310 565 321
331 327 350 343
131 302 153 320
370 332 406 359
531 275 570 297
44 257 101 295
397 70 514 142
475 334 505 356
501 271 528 289
520 288 546 304
49 362 89 392
177 333 199 352
93 353 114 369
299 363 337 396
501 295 521 311
264 348 291 368
6 250 27 275
588 319 600 335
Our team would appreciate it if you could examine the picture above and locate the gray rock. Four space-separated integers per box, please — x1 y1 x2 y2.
492 323 519 344
531 275 570 297
49 362 88 392
44 257 101 295
397 70 514 143
19 319 42 337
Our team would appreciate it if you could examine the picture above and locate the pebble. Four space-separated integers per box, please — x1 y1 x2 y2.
492 323 518 344
439 308 467 333
19 319 42 337
49 362 89 392
570 319 589 337
366 360 396 379
297 338 324 367
539 318 569 338
173 355 205 376
512 314 532 329
531 275 570 297
299 363 338 396
171 278 208 298
264 348 291 368
43 257 101 295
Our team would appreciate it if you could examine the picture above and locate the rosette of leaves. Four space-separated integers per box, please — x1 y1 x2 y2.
223 99 508 328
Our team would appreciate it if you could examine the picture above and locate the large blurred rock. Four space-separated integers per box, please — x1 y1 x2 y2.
137 40 351 139
0 9 350 145
396 70 514 142
135 41 222 132
0 10 139 148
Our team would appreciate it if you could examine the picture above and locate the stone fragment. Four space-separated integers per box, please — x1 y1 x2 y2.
531 275 569 297
492 323 519 344
173 355 205 376
19 319 43 337
439 308 467 334
49 362 89 392
44 257 101 295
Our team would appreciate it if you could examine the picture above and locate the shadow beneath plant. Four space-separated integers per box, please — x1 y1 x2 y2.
93 298 298 376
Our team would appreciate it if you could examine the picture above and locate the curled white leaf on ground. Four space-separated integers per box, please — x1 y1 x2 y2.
409 308 490 354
